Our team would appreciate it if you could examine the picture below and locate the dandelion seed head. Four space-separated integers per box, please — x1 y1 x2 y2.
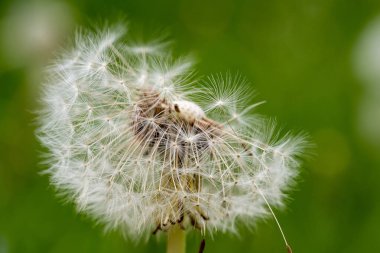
37 24 307 241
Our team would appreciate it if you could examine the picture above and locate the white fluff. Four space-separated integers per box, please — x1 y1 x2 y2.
172 100 205 122
37 25 307 241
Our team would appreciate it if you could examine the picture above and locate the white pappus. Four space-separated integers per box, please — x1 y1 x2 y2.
37 24 307 247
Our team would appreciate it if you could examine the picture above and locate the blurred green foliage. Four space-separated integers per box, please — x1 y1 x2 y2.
1 0 380 252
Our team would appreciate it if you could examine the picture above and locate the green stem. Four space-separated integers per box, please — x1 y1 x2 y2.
167 226 186 253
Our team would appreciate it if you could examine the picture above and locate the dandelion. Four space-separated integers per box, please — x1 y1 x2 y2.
37 24 307 253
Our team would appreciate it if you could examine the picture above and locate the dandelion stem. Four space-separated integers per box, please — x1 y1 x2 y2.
167 226 186 253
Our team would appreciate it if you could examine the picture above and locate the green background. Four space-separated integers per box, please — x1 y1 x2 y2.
1 0 380 252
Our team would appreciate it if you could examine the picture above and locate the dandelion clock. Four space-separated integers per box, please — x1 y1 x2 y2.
37 24 307 253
